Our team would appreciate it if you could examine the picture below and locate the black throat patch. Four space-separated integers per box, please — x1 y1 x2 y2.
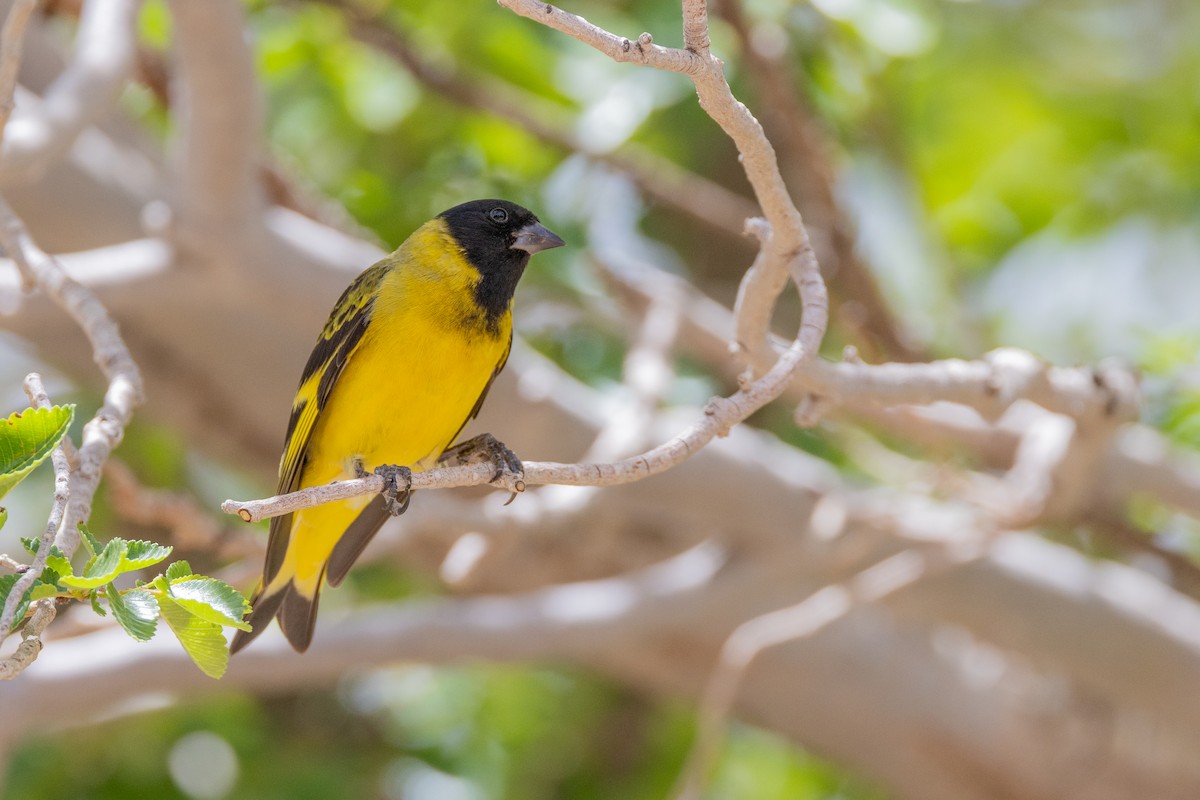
439 200 539 332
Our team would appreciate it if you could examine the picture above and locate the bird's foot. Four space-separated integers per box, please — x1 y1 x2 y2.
367 463 413 516
439 433 525 504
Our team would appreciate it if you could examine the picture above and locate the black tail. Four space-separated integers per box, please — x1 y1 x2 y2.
326 494 390 587
229 576 323 654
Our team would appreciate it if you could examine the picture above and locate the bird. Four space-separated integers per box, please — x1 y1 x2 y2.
230 199 564 654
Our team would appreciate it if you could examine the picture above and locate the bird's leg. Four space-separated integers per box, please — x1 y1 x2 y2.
355 458 412 516
439 433 525 505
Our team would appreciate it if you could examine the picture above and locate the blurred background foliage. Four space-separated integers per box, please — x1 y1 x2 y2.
5 0 1200 797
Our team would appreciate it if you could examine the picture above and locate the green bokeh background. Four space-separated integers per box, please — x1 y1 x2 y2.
5 0 1200 797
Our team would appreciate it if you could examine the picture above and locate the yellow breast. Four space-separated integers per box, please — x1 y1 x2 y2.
280 221 512 593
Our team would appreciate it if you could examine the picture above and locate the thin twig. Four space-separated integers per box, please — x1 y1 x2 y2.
0 598 55 680
225 337 812 523
227 0 827 524
496 0 823 371
0 195 144 557
0 374 71 639
715 0 922 362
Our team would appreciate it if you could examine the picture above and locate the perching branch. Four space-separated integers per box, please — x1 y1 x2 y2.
224 338 810 523
225 0 828 525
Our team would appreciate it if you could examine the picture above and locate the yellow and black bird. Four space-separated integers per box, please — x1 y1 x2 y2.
231 199 564 653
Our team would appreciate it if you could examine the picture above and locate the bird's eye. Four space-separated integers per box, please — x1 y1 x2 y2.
488 207 509 224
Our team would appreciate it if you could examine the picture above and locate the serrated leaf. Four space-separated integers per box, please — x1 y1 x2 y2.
44 554 72 577
0 405 74 499
78 524 101 558
165 560 193 581
159 596 230 679
30 583 59 601
122 540 173 571
0 574 32 632
60 538 127 589
19 537 37 556
90 590 106 617
167 577 251 631
107 584 158 642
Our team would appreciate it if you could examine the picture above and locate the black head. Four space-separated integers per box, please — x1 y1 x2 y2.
439 199 564 327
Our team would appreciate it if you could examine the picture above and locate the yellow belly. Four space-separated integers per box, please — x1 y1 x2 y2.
279 286 510 595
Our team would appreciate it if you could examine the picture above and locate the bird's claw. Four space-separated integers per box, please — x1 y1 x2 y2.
439 433 525 503
373 464 413 516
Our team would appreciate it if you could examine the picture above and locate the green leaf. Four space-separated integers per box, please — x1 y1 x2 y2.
159 597 230 679
107 584 158 642
78 524 101 558
29 582 59 602
122 540 173 571
90 590 106 617
0 506 6 530
44 553 73 577
60 538 127 589
167 577 251 631
59 536 176 588
0 574 32 632
18 537 72 577
0 405 74 499
165 560 193 581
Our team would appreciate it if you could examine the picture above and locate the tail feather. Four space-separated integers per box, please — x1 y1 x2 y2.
229 570 325 654
229 582 286 654
278 575 324 653
326 494 390 587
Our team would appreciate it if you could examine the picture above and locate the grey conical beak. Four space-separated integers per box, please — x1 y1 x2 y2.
511 221 566 254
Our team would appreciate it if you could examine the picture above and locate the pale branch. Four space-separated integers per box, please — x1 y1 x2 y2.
0 555 24 572
224 339 810 523
0 597 54 681
715 0 922 362
0 374 71 644
226 0 826 525
0 194 143 556
21 367 79 463
0 237 172 299
803 351 1140 425
497 0 822 371
672 542 989 799
602 242 1142 434
0 0 141 184
1111 426 1200 520
165 0 265 247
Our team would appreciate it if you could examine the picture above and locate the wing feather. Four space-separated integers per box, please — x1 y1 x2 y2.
261 263 388 586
